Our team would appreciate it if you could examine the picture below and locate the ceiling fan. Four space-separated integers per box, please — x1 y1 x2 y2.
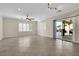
17 8 34 21
25 14 34 21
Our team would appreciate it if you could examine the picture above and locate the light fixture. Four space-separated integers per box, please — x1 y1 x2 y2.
48 3 52 10
18 8 22 12
25 14 34 21
17 8 34 21
48 3 57 10
48 3 62 12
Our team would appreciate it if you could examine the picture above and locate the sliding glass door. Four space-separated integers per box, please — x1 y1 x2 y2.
53 17 74 42
54 20 62 39
62 18 73 41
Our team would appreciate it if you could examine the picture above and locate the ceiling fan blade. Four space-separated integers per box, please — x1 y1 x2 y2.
25 18 35 21
30 18 34 20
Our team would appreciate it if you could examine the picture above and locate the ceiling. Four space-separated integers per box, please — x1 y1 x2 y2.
0 3 79 21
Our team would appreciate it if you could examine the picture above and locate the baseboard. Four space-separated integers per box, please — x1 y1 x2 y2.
72 41 79 44
38 34 53 38
3 36 18 39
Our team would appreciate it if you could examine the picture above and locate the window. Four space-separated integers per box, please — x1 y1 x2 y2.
26 24 29 31
19 23 32 32
29 24 32 31
19 23 23 32
23 24 27 32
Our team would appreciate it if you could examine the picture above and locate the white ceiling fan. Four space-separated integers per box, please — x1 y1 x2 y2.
18 8 35 21
25 14 34 21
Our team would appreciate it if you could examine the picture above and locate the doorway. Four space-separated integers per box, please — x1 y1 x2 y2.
54 20 62 39
62 18 73 41
53 18 73 42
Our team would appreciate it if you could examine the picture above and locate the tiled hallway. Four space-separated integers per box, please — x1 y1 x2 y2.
0 35 79 56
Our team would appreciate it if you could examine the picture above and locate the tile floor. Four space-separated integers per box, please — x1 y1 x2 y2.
0 35 79 56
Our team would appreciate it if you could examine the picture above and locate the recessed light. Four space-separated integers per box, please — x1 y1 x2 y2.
57 10 62 12
18 8 22 12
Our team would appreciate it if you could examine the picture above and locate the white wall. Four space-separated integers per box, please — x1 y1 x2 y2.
18 20 37 37
0 16 3 40
75 16 79 43
37 9 79 43
38 19 53 38
3 17 18 38
3 17 37 38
